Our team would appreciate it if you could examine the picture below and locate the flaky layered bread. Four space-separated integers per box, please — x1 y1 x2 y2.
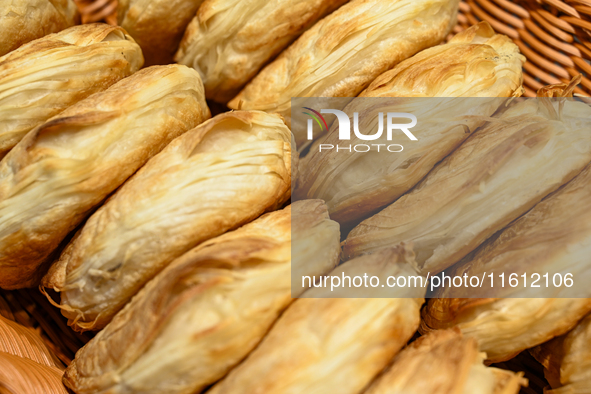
343 77 591 274
0 315 62 368
118 0 205 66
360 22 524 98
175 0 348 103
0 65 210 290
291 199 341 295
421 162 591 362
0 24 143 159
0 0 79 57
0 352 67 394
64 201 341 394
364 329 527 394
229 0 459 136
42 111 292 332
296 22 524 224
422 298 591 364
209 246 424 394
531 314 591 393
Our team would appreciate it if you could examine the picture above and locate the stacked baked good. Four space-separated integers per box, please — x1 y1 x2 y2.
1 1 590 393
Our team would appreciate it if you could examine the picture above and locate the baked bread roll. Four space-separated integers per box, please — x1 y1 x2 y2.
0 0 79 57
364 329 526 394
175 0 348 103
63 201 341 394
118 0 205 66
228 0 460 138
209 246 424 394
531 314 591 393
359 21 524 98
343 77 591 274
0 352 68 394
42 110 292 331
296 22 524 224
0 65 210 290
291 199 341 295
0 24 143 159
421 160 591 362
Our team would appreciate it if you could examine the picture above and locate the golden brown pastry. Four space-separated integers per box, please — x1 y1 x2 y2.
359 22 524 98
0 315 61 368
364 329 527 394
0 0 79 57
228 0 460 136
296 22 524 224
343 77 591 274
291 199 341 295
0 352 67 394
175 0 349 103
63 201 341 394
0 65 210 290
421 160 591 362
118 0 205 66
42 110 292 331
0 24 144 159
208 246 424 394
531 313 591 393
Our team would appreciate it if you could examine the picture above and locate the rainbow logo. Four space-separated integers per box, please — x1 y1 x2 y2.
302 107 328 134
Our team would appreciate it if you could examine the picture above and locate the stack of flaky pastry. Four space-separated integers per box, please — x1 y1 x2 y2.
1 0 591 393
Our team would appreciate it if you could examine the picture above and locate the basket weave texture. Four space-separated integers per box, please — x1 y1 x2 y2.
454 0 591 97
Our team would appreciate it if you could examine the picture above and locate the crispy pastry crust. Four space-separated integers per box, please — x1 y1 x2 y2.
291 198 341 295
421 162 591 362
360 21 524 98
531 314 591 393
0 24 144 159
228 0 460 129
0 0 79 57
118 0 205 66
64 201 340 394
42 111 292 331
343 78 591 274
0 65 210 290
296 22 524 224
209 247 424 394
175 0 348 103
365 329 527 394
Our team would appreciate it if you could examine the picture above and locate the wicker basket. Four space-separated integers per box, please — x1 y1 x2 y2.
5 0 590 393
455 0 591 97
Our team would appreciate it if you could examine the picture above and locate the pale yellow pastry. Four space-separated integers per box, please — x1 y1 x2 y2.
0 24 144 159
421 160 591 362
118 0 205 66
229 0 460 136
290 199 341 295
360 22 524 98
42 110 292 331
209 246 424 394
63 201 341 394
364 329 527 394
175 0 349 103
0 0 79 57
296 22 524 224
0 352 68 394
0 65 210 290
343 77 591 274
531 313 591 393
